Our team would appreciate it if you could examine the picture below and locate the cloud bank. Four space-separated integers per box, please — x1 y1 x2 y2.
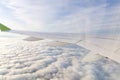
0 38 120 80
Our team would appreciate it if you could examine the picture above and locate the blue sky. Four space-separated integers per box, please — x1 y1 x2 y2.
0 0 120 33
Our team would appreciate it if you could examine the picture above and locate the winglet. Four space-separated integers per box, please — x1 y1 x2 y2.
0 23 11 31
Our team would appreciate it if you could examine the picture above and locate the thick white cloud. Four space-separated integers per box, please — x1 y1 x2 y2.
0 38 120 80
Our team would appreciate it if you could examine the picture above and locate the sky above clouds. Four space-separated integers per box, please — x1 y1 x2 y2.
0 0 120 33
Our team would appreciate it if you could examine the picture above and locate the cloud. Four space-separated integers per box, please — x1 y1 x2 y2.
0 39 120 80
49 4 107 33
50 4 120 33
0 0 120 33
1 0 76 31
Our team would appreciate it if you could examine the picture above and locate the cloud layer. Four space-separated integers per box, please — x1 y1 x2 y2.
0 38 120 80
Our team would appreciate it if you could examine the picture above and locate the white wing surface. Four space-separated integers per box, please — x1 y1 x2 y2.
0 23 120 63
77 35 120 63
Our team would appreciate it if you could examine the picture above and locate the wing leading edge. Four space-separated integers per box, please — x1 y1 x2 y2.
0 23 120 63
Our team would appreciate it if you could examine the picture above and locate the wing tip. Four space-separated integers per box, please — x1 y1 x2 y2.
0 23 11 32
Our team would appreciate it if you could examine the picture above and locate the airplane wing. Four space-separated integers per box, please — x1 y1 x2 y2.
77 35 120 63
0 23 120 63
